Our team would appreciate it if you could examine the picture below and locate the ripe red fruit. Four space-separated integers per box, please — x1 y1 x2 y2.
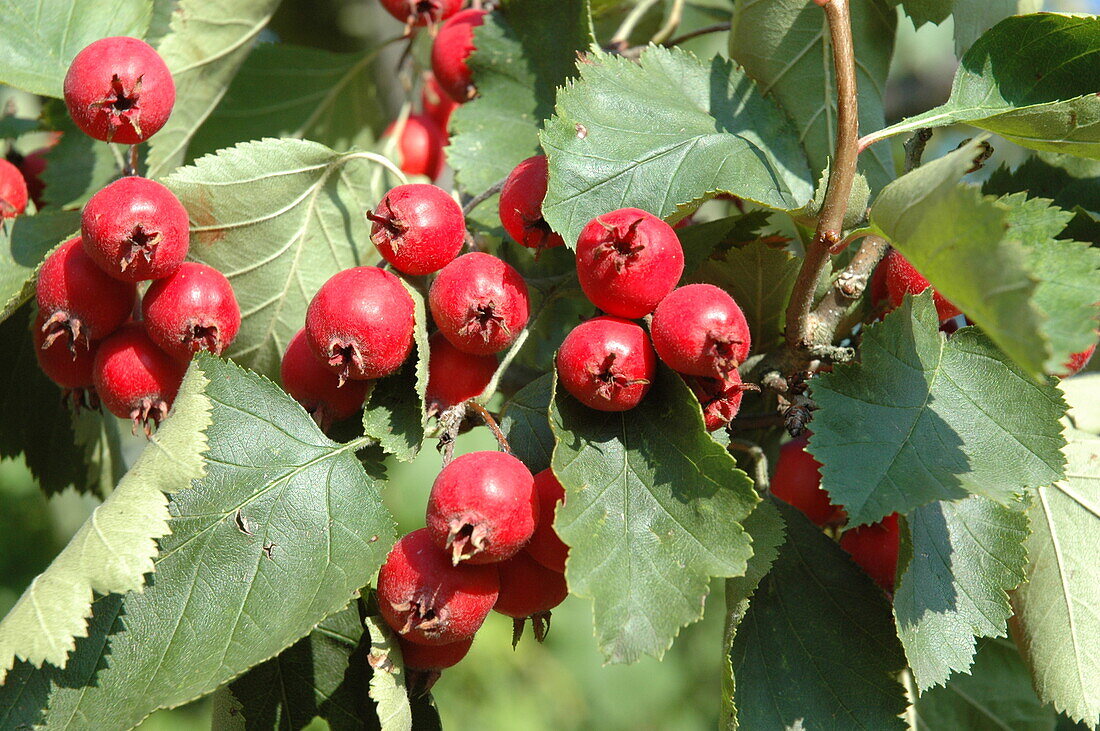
281 329 370 429
426 450 538 565
1059 344 1096 377
771 437 845 527
431 9 486 103
368 183 465 276
305 266 415 384
498 155 565 250
376 528 500 645
881 250 961 321
33 312 97 405
93 323 186 434
383 114 446 180
426 332 497 413
555 316 656 412
526 468 568 573
63 36 175 145
36 237 136 350
81 176 190 282
142 263 241 362
421 73 459 135
0 158 29 218
494 550 567 643
840 513 900 593
429 252 530 355
651 284 751 378
380 0 462 28
686 370 749 432
397 635 472 672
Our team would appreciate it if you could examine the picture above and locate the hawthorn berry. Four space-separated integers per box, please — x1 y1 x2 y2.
377 528 500 645
1059 344 1096 378
368 183 465 276
555 316 656 412
498 155 565 251
651 284 750 378
142 263 240 362
81 176 190 282
494 550 568 644
840 513 900 593
426 332 497 413
429 252 530 355
0 158 29 218
63 36 175 145
880 250 961 321
431 9 486 103
305 266 415 384
686 370 749 432
33 312 97 406
380 0 462 28
397 635 472 672
384 114 446 181
426 450 538 565
36 237 136 351
93 323 186 434
771 437 845 528
281 329 370 429
525 468 568 573
421 72 459 135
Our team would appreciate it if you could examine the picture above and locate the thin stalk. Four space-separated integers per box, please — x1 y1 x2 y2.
650 0 686 45
609 0 661 48
666 22 731 47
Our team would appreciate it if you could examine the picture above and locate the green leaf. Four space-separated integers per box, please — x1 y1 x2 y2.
1063 373 1100 435
0 0 149 97
549 365 759 663
729 501 907 730
984 153 1100 242
729 0 897 192
894 495 1029 691
809 293 1067 526
38 99 127 210
0 210 80 322
951 0 1043 57
888 0 952 26
677 210 773 276
165 139 392 379
0 348 210 684
0 116 39 140
500 373 555 475
0 355 396 728
363 614 443 731
449 0 594 198
541 46 814 246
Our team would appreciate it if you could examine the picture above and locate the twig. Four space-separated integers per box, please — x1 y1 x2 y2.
462 176 507 216
665 22 731 47
650 0 686 45
727 412 785 431
727 439 769 493
903 129 933 174
123 145 140 176
809 235 889 336
467 401 512 454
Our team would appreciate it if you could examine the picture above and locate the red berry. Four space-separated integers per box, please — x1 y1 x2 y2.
840 513 900 593
526 469 568 573
384 114 446 181
93 323 186 434
380 0 462 28
142 263 240 362
494 550 567 643
280 329 370 429
426 450 538 565
771 437 845 527
397 635 472 671
1059 343 1096 377
421 73 459 136
431 9 486 103
36 237 136 351
377 528 500 645
426 332 497 413
63 36 175 145
881 250 961 321
305 267 416 384
33 312 97 397
498 155 565 250
555 316 656 412
686 370 748 432
651 284 750 378
81 176 190 282
429 252 530 355
368 183 465 276
868 258 889 310
0 158 29 218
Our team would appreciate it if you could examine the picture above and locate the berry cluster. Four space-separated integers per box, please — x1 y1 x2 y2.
32 37 241 434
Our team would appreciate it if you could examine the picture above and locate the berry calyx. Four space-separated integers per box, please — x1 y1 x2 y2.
142 263 241 362
33 312 98 409
0 158 29 218
281 329 370 429
555 315 656 412
426 332 497 414
498 155 565 251
397 635 472 672
771 437 845 527
368 183 465 276
494 550 568 645
93 323 186 435
651 284 751 378
431 9 486 103
305 266 416 384
880 250 961 321
63 37 175 145
575 208 684 318
376 528 500 645
421 72 459 136
81 176 190 282
526 468 568 573
383 114 446 181
426 450 538 565
1059 343 1096 378
429 252 530 355
686 370 750 432
840 513 900 593
380 0 463 29
36 237 136 351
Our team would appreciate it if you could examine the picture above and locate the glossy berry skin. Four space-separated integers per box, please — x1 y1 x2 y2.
881 250 961 321
142 263 240 362
498 155 564 250
556 316 656 412
1059 344 1096 377
686 370 747 432
771 437 845 527
63 36 175 145
397 636 472 671
651 284 750 378
281 329 370 429
431 9 486 103
840 513 900 593
426 332 497 413
0 158 29 218
525 469 568 573
81 176 190 282
384 114 446 181
576 208 684 318
421 73 459 136
368 183 465 275
377 528 500 645
305 267 415 384
93 323 186 434
426 450 538 565
429 252 530 355
33 312 97 391
380 0 462 28
36 237 136 350
494 550 567 618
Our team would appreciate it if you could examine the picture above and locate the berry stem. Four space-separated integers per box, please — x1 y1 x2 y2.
649 0 685 45
467 401 512 454
461 175 507 216
608 0 661 49
665 22 731 47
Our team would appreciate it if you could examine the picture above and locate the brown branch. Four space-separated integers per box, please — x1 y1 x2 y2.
810 235 889 334
467 402 512 454
462 176 507 217
666 22 731 47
